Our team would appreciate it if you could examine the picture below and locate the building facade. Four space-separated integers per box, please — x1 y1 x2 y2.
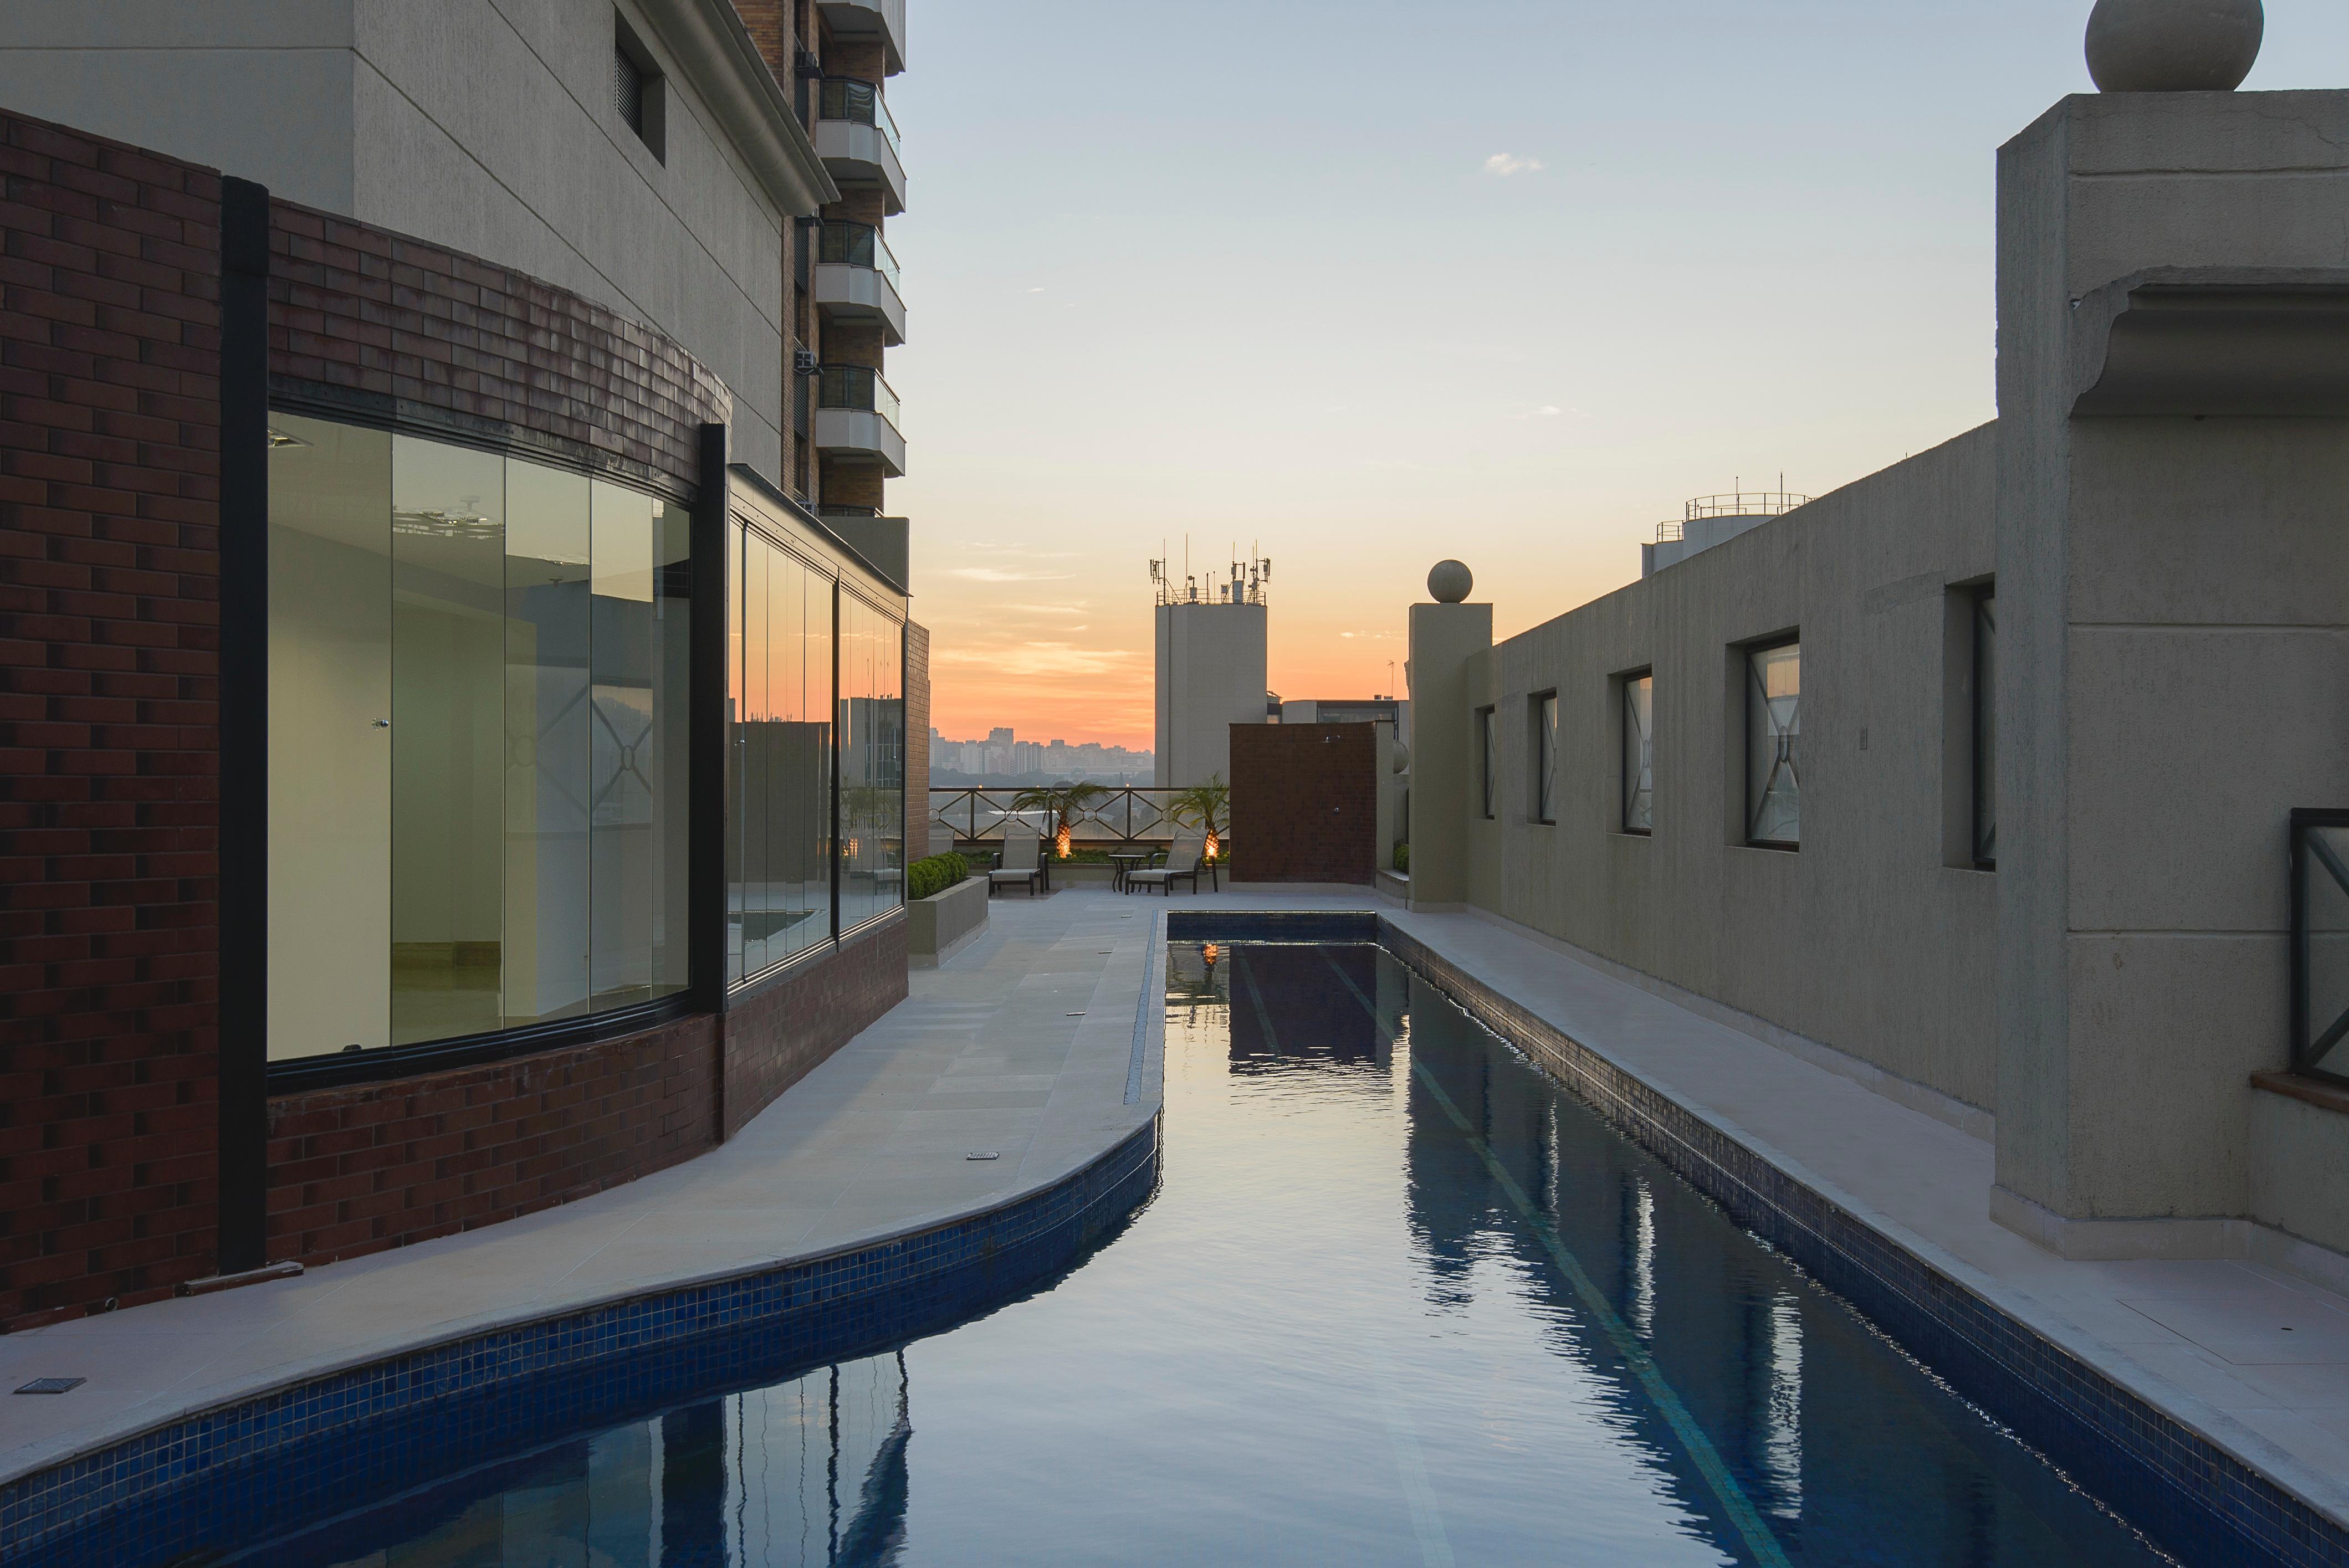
1409 88 2349 1273
0 0 924 1330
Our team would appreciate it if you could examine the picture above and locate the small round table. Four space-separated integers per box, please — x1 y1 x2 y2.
1108 850 1153 893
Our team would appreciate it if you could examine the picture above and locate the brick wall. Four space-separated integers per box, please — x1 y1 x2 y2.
1229 724 1376 884
0 110 225 1331
267 199 730 499
723 915 906 1137
265 1015 720 1265
905 621 929 857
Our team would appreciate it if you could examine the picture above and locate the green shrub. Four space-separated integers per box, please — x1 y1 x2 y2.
1393 842 1410 873
908 851 970 901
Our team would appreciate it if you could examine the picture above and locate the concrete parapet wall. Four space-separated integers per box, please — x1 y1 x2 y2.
908 875 986 967
1461 428 1998 1112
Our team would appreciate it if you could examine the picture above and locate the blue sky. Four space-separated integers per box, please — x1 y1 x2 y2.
885 2 2347 746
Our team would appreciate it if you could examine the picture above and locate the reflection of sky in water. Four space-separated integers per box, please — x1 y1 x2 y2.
270 944 2170 1568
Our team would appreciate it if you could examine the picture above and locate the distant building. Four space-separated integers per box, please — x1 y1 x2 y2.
1153 554 1271 786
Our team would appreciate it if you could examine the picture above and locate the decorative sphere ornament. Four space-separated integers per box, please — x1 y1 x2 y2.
2085 0 2263 92
1427 560 1472 603
1392 741 1411 775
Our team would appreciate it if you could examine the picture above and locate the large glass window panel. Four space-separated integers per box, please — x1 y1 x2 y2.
729 529 836 984
590 480 691 1011
726 521 745 986
1747 642 1802 847
267 414 392 1059
838 594 900 930
2301 821 2349 1080
1973 592 1997 869
503 460 593 1027
1623 674 1654 833
739 529 772 978
392 436 506 1045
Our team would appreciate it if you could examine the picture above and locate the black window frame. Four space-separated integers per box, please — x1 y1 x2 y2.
1972 586 1997 871
1531 690 1559 826
1477 705 1497 820
1620 669 1654 837
1743 637 1802 852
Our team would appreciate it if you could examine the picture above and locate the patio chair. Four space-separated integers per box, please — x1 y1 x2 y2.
989 834 1044 897
1127 839 1203 896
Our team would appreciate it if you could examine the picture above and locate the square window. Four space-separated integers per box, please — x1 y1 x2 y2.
1621 672 1653 834
1746 641 1800 847
614 14 667 161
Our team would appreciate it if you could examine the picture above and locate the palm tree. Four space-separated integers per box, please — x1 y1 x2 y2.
1168 774 1230 861
1010 780 1110 859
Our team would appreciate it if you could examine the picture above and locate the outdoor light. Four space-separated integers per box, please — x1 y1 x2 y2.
1056 821 1072 859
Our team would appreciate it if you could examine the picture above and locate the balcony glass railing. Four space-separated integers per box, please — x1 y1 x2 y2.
818 78 901 161
819 364 902 434
817 222 902 294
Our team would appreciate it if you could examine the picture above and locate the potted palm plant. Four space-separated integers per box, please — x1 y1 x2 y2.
1169 774 1230 863
1010 780 1110 860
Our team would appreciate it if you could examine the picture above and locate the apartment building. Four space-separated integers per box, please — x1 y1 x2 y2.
0 1 927 1328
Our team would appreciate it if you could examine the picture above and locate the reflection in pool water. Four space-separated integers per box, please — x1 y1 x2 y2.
244 944 2172 1566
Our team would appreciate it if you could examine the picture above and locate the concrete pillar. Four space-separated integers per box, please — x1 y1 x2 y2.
1406 601 1493 911
1992 91 2349 1248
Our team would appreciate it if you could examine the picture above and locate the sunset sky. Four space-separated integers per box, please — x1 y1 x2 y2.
886 1 2349 751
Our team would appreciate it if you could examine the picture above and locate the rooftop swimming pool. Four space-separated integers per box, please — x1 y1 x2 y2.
188 939 2178 1567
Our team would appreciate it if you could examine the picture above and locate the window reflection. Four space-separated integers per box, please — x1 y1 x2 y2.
731 525 835 982
265 415 693 1061
839 592 905 932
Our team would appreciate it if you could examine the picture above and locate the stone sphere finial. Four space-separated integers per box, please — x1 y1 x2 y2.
1392 741 1411 775
2086 0 2263 93
1427 560 1472 603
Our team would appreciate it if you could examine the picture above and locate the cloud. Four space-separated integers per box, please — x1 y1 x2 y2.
935 641 1138 677
1537 405 1562 416
1004 603 1092 617
1026 286 1046 294
950 567 1077 583
1483 152 1544 177
1338 631 1399 642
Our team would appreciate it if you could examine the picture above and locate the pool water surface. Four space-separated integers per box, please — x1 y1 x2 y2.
233 941 2176 1566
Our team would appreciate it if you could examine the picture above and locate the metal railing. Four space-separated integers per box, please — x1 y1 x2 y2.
930 788 1219 848
2293 809 2349 1082
819 364 902 433
818 221 902 293
818 77 901 159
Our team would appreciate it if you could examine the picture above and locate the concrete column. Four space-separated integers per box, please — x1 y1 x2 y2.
1406 602 1493 910
1992 91 2349 1249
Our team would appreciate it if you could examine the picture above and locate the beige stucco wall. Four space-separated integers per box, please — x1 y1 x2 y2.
0 0 794 486
1461 426 2000 1111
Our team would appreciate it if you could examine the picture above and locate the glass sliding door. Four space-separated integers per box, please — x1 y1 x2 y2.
266 413 698 1067
391 437 507 1046
840 593 905 930
267 414 392 1058
503 460 592 1027
589 481 692 1011
730 523 837 983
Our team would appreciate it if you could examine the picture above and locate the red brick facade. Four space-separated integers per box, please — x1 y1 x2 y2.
0 108 918 1329
266 198 731 499
264 1014 721 1266
1229 724 1378 884
0 110 226 1329
723 915 907 1138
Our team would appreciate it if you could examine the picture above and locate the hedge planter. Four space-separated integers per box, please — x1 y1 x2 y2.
909 877 989 969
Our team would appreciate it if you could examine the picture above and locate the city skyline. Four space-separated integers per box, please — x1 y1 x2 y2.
887 0 2349 750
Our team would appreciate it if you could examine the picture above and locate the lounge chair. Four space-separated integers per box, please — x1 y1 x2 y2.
1127 839 1203 896
989 834 1044 897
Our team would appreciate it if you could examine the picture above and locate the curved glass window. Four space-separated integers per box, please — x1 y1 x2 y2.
266 413 691 1062
730 526 834 981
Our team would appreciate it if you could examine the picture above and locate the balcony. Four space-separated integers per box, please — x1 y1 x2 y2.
816 0 906 76
815 363 905 476
815 78 907 216
813 222 906 345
